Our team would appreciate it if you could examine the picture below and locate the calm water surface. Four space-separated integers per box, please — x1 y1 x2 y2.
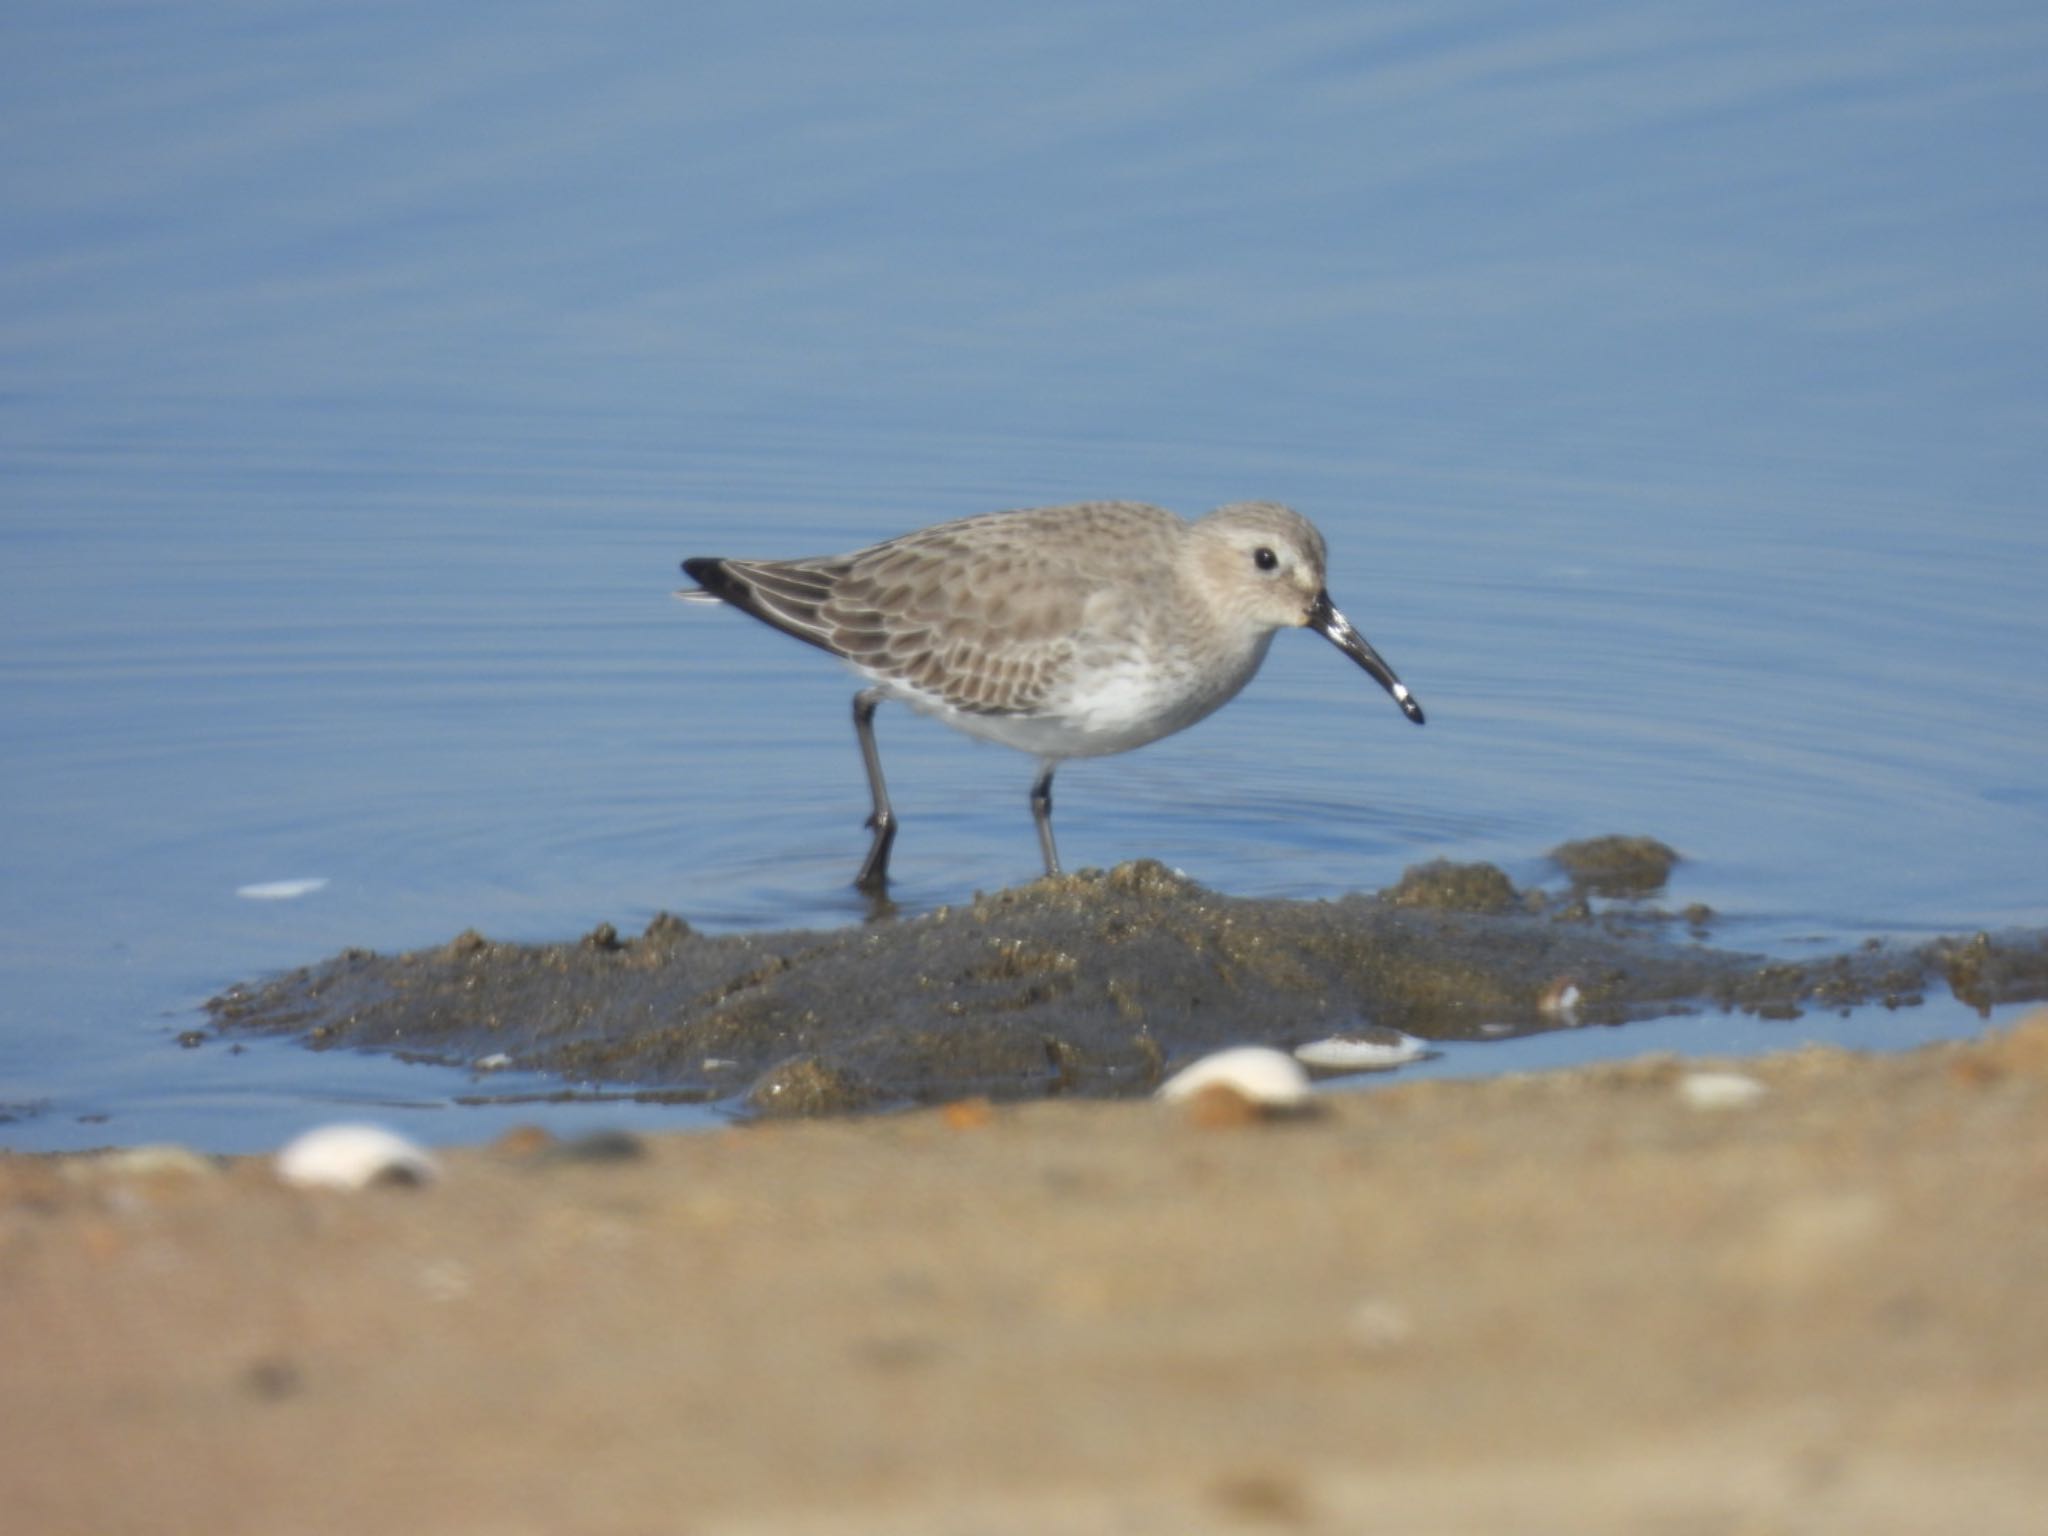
3 4 2044 1150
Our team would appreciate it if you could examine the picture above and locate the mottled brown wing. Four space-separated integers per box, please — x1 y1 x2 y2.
818 516 1098 715
685 503 1175 716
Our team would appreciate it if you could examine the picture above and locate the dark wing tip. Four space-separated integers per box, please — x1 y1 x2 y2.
680 557 739 597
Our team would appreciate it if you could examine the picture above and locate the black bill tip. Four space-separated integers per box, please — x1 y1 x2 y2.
1308 590 1426 726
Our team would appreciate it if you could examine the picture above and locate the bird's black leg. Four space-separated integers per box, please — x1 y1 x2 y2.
1030 761 1061 877
851 690 897 892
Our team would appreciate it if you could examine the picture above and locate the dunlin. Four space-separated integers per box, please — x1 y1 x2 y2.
679 500 1423 891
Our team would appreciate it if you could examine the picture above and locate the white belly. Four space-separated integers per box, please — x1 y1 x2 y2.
869 631 1276 762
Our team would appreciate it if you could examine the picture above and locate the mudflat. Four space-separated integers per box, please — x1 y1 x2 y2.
199 854 2046 1114
5 1012 2046 1534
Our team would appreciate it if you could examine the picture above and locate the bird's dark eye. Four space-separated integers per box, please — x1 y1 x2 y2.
1253 547 1279 571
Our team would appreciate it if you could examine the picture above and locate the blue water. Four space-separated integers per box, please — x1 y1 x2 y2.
4 3 2045 1152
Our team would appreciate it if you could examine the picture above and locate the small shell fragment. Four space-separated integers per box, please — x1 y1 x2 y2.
1157 1047 1311 1109
1678 1071 1768 1111
275 1123 440 1190
77 1144 218 1180
1293 1029 1429 1072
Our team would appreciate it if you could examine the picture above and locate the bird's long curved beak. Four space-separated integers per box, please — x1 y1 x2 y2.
1308 591 1425 725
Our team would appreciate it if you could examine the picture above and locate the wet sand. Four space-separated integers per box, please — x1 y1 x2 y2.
6 1012 2046 1533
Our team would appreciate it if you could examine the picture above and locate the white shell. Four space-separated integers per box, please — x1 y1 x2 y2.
1157 1046 1311 1107
275 1123 440 1190
1677 1071 1768 1111
1293 1030 1428 1071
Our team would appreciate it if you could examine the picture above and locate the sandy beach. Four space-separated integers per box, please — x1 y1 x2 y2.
6 1010 2045 1534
